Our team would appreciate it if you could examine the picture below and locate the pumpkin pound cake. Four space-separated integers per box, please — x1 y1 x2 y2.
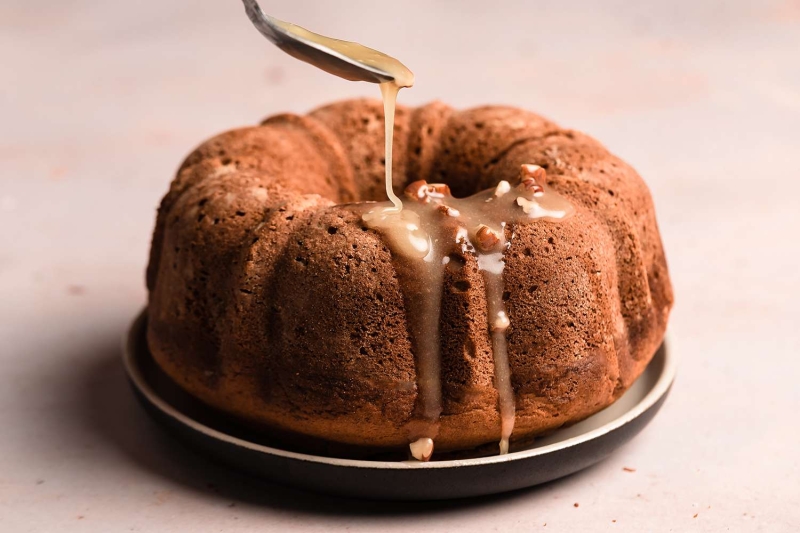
146 99 673 460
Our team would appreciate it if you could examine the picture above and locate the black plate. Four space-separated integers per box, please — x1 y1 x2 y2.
124 310 674 500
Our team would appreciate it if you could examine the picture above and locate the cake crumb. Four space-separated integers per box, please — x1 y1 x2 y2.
50 166 68 180
573 502 579 508
693 513 698 518
623 467 636 472
612 520 617 523
67 285 85 295
265 66 285 84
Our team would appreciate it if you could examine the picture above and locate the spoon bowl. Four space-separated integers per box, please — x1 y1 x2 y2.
241 0 413 86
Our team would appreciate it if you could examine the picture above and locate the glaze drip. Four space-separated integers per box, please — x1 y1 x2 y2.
363 166 573 459
380 83 405 210
480 252 515 456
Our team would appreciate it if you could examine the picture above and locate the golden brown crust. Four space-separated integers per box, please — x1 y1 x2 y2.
146 99 673 456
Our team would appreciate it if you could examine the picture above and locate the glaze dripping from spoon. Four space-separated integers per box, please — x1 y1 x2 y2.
241 0 574 461
241 0 413 211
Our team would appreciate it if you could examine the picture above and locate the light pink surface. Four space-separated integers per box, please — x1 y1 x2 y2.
2 0 799 531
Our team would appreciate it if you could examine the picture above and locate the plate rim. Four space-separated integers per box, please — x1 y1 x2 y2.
124 308 675 471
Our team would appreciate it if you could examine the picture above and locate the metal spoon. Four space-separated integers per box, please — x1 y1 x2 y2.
241 0 413 86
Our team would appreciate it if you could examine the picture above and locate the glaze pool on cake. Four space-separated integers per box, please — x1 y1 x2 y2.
146 99 674 459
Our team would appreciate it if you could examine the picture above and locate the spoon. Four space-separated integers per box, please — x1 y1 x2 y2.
241 0 414 87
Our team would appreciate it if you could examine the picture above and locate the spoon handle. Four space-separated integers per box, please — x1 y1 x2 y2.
241 0 283 44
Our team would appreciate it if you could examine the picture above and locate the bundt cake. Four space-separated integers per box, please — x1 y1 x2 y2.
146 98 673 459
